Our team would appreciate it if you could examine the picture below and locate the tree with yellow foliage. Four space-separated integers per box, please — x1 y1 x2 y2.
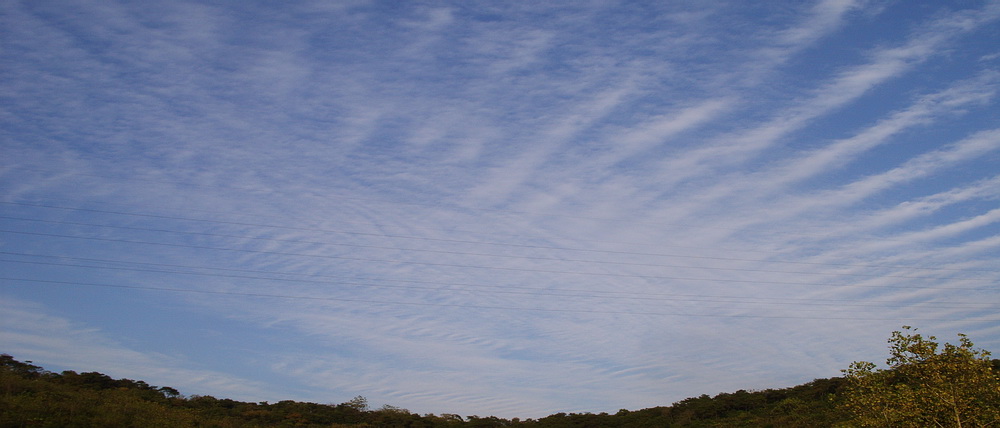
839 326 1000 427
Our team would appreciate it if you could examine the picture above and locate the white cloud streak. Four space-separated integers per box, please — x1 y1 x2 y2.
2 0 999 419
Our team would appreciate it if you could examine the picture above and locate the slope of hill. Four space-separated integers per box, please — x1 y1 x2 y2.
1 353 853 427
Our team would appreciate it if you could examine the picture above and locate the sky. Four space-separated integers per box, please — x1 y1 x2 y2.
1 0 999 419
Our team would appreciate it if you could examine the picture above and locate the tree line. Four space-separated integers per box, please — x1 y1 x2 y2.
2 327 997 427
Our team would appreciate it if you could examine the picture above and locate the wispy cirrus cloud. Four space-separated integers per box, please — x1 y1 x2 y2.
672 73 1000 229
2 0 999 419
644 6 1000 193
0 297 274 401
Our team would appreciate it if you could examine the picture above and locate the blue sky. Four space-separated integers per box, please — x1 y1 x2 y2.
2 0 999 419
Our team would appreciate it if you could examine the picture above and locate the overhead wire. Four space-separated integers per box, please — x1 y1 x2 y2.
2 198 997 322
1 256 993 309
2 276 993 322
1 229 994 291
5 166 996 251
2 200 996 274
5 251 994 307
0 214 992 281
0 167 885 235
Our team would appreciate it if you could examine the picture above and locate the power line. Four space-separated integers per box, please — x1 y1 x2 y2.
7 167 996 252
2 276 992 322
1 229 993 291
2 257 992 309
2 201 996 274
5 251 990 306
0 215 990 281
0 167 868 236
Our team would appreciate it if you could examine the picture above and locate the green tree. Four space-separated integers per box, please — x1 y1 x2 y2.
838 326 1000 427
344 395 369 412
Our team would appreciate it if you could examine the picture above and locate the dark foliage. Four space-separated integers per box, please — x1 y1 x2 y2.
8 353 973 427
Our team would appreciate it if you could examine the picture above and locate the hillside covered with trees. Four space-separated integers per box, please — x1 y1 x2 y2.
2 328 998 427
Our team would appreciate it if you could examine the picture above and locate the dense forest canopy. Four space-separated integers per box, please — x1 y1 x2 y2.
0 352 847 427
3 328 998 427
